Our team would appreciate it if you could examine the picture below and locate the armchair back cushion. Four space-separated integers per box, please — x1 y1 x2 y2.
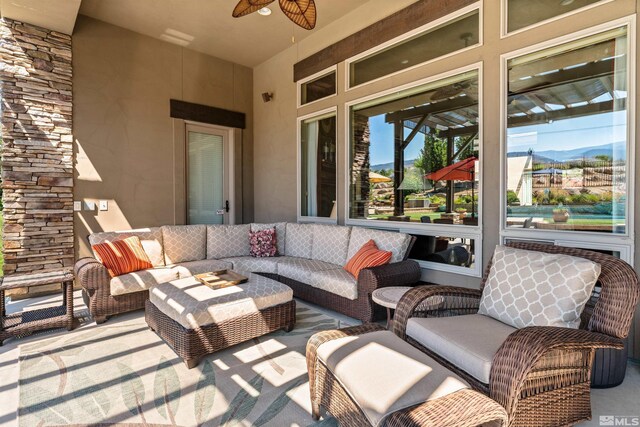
89 227 165 267
284 223 313 258
478 245 601 329
251 222 286 255
347 226 412 263
206 224 251 259
311 224 351 265
162 225 207 264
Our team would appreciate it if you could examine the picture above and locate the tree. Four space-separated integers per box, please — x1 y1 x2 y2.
414 132 447 185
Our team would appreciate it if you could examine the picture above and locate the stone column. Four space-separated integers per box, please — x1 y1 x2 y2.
0 19 74 279
350 113 370 219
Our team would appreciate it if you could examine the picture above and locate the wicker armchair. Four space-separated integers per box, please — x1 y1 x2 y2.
393 242 640 427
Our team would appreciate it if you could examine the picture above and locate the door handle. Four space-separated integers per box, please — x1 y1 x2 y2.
225 200 230 213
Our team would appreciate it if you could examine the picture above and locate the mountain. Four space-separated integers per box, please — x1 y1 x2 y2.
371 159 416 170
531 142 626 162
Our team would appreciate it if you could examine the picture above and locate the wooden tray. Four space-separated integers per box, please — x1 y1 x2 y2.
195 270 248 290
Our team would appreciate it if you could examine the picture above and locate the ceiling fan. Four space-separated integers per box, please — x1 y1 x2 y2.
232 0 317 30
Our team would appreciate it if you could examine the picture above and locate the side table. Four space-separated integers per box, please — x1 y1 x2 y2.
372 285 442 329
1 270 77 345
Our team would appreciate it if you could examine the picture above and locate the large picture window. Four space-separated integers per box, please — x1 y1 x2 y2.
505 27 629 234
349 69 480 226
300 111 337 219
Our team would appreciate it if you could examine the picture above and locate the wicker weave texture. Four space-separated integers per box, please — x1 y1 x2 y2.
146 299 295 368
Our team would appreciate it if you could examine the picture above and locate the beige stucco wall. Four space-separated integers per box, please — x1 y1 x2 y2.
73 15 253 258
253 0 640 356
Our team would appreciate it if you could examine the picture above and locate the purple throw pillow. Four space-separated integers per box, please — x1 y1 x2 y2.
250 228 277 257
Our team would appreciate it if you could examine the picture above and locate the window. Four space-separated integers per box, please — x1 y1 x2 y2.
349 69 480 226
505 27 629 234
408 233 477 271
506 0 608 34
299 111 337 219
349 8 480 88
300 69 336 106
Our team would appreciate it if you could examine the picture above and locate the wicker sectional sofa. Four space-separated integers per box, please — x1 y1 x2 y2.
74 222 421 324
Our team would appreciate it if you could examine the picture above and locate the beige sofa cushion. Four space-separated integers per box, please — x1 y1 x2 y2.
206 224 251 259
284 223 313 258
149 273 293 329
251 223 286 255
317 330 469 427
310 268 358 300
406 314 516 384
347 227 412 263
222 256 279 274
311 224 351 266
171 259 233 278
161 225 207 264
478 245 600 329
110 267 177 296
277 257 338 283
89 228 165 267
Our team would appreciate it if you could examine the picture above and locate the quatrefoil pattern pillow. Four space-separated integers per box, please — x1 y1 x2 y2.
478 245 601 329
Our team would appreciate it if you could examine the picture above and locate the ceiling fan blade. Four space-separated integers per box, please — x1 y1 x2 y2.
279 0 316 30
232 0 275 18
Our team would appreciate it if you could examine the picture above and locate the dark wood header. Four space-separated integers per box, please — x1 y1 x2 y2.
170 99 246 129
293 0 477 82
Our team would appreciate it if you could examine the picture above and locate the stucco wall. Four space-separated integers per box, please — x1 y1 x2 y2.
73 15 253 258
253 0 640 356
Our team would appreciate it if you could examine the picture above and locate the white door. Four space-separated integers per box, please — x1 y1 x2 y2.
186 124 232 224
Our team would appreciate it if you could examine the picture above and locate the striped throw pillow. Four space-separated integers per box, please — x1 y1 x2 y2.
92 236 154 277
344 239 392 279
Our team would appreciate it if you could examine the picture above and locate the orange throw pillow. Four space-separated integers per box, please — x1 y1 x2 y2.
344 239 392 279
92 236 153 277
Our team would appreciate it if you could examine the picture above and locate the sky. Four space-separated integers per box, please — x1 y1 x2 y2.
368 110 627 167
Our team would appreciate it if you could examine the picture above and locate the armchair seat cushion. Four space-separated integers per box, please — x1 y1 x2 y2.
110 267 178 296
276 258 338 283
406 314 516 384
310 268 358 300
171 259 233 278
222 256 279 274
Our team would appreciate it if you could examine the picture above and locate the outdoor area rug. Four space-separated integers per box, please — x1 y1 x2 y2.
18 303 347 426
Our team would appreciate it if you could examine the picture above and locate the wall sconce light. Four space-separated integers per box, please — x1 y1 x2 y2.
261 92 274 102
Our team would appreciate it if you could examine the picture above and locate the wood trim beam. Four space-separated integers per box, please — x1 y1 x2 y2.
384 96 477 122
170 99 246 129
293 0 478 82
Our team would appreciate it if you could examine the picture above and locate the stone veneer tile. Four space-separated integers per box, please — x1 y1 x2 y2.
0 19 73 275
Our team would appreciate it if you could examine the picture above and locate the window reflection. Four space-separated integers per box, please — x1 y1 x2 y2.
301 114 337 218
409 234 475 268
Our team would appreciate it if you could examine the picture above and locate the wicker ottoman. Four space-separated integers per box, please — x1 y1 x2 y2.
146 272 296 368
307 324 508 427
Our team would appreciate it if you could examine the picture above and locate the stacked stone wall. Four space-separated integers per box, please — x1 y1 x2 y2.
0 18 73 285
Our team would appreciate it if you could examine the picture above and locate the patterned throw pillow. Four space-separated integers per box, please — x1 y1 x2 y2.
91 236 154 277
249 228 278 258
344 240 392 279
478 245 601 329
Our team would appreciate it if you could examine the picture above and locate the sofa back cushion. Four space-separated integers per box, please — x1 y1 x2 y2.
285 223 313 258
161 225 207 264
347 227 413 263
478 245 601 329
311 224 352 266
206 224 251 259
89 227 165 267
251 222 286 255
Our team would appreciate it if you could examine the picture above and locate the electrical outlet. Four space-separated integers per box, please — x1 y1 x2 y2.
83 201 96 211
73 201 82 212
99 200 108 211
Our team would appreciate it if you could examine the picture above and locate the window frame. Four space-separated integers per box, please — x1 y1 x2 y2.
344 2 483 92
297 65 338 109
499 16 636 259
297 106 339 224
501 0 614 39
344 62 483 245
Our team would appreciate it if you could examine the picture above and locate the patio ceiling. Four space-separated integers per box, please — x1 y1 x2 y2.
78 0 375 67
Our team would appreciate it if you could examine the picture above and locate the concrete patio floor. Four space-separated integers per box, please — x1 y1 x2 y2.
0 291 638 426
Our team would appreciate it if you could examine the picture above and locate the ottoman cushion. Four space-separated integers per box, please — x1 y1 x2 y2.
149 273 293 329
317 330 469 427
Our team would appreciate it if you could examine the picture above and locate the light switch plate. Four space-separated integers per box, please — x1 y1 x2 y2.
99 200 108 211
83 201 96 211
73 201 82 212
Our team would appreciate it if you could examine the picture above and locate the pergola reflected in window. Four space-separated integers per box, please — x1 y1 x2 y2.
349 70 480 225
